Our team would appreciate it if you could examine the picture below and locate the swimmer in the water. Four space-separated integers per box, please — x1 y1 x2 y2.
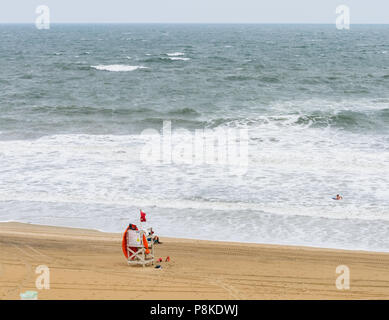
335 194 343 200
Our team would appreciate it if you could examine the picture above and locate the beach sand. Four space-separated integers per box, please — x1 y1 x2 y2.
1 222 389 300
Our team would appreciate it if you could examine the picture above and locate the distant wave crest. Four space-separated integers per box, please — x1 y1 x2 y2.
169 57 190 61
91 65 147 72
166 52 185 56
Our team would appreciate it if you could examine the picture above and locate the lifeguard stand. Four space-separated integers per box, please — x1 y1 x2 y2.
126 228 155 267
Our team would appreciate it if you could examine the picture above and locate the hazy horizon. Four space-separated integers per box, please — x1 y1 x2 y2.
0 0 388 24
1 22 389 25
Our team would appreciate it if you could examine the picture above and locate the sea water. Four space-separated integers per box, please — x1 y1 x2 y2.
0 24 389 251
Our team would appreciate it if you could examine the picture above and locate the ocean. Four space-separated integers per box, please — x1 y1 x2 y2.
1 24 389 251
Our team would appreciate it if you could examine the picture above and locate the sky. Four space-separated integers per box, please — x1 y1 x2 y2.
0 0 388 24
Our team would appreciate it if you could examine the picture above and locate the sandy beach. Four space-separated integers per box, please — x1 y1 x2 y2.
0 222 388 300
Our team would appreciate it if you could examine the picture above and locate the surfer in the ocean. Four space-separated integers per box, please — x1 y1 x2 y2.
334 194 343 200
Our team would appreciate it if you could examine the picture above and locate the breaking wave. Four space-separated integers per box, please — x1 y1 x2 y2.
91 65 148 72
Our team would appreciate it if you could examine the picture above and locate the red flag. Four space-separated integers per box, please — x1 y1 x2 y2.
140 210 146 222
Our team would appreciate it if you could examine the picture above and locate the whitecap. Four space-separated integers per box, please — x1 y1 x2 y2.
169 57 190 61
91 65 147 72
167 52 185 57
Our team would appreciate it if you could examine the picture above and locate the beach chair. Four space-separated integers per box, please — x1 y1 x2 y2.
126 228 155 267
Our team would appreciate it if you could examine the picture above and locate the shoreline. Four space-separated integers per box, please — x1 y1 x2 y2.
2 220 387 254
1 222 389 299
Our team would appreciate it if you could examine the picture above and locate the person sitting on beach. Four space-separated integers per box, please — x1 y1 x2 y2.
153 235 162 244
148 228 162 244
335 194 343 200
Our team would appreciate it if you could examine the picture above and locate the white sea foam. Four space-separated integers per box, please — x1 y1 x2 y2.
91 65 147 72
0 191 386 222
167 52 185 56
0 120 388 251
169 57 190 61
0 130 388 219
